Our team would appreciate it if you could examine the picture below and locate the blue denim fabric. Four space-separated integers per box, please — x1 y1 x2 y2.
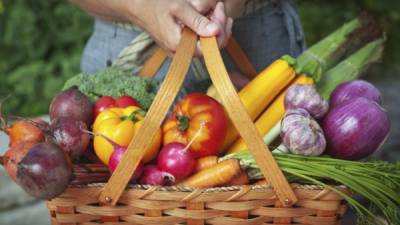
80 0 306 94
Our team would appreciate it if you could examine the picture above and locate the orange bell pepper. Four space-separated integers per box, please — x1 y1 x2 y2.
93 106 161 165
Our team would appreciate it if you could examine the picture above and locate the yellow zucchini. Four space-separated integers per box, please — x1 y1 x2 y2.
226 74 314 154
220 58 296 152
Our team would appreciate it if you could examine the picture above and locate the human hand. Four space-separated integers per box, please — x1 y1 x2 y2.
128 0 232 56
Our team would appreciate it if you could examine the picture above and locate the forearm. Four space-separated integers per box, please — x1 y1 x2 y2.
69 0 138 23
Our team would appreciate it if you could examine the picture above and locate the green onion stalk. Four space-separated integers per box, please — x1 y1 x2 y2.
223 151 400 225
296 14 381 82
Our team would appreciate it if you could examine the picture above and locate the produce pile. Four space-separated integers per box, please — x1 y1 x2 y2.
0 15 398 225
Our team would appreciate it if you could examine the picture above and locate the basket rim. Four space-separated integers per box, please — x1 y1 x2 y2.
67 183 348 193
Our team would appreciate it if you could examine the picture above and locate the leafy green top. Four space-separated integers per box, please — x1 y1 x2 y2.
63 67 158 110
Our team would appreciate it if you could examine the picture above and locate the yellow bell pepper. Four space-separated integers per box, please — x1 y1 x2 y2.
93 106 162 165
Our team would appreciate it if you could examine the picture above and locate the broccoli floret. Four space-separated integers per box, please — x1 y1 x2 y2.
63 67 157 110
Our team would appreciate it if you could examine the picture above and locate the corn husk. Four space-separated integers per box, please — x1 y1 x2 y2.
296 14 381 81
317 37 385 100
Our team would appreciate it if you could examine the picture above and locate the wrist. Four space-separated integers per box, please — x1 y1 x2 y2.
122 0 146 27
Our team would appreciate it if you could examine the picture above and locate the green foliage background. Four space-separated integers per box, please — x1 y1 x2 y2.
0 0 399 116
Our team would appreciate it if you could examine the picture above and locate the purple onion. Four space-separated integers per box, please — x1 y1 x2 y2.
285 84 329 118
323 97 390 160
330 80 382 108
281 109 326 156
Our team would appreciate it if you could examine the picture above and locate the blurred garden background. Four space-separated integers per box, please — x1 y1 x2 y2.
0 0 399 117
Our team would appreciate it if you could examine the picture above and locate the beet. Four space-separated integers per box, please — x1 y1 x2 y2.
51 117 90 160
16 142 72 199
49 86 93 127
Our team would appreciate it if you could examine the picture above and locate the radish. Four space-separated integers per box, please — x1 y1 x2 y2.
157 124 204 180
109 145 144 182
83 130 143 182
140 165 175 185
157 143 196 179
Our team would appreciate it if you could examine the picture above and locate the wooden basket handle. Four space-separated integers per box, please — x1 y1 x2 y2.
99 28 297 207
99 28 197 205
200 37 297 206
138 37 257 79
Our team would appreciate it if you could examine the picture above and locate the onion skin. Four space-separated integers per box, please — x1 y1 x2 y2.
330 80 382 108
281 109 326 156
323 97 390 160
285 84 329 118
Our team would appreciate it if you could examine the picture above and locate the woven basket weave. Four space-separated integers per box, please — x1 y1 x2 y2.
48 183 349 225
47 29 350 225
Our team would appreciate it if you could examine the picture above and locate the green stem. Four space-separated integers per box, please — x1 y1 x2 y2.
263 120 281 145
121 111 140 122
176 114 190 132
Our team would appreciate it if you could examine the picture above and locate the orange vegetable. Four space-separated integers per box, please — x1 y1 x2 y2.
195 156 218 172
226 171 249 186
179 159 241 188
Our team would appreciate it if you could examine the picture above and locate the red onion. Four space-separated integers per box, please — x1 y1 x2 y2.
281 109 326 156
323 97 390 160
330 80 382 108
285 84 329 118
157 143 196 179
140 165 175 186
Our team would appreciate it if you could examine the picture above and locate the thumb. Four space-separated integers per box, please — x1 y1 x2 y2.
173 3 220 37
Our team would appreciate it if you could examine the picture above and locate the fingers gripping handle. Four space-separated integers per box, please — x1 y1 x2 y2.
99 28 197 205
200 37 298 206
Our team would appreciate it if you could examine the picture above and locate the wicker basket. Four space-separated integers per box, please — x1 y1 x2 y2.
47 29 350 225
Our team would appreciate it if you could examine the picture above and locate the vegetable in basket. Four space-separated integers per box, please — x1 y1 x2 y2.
94 95 139 118
93 106 162 165
163 93 227 158
0 117 48 147
329 80 382 108
284 84 329 119
323 97 390 160
1 141 72 200
49 86 93 127
280 108 326 156
63 67 157 110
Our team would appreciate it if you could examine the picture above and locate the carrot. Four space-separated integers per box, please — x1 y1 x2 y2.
179 159 241 188
195 156 218 172
226 171 249 186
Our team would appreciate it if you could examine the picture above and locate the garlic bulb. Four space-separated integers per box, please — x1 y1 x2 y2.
281 109 326 156
285 84 329 118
